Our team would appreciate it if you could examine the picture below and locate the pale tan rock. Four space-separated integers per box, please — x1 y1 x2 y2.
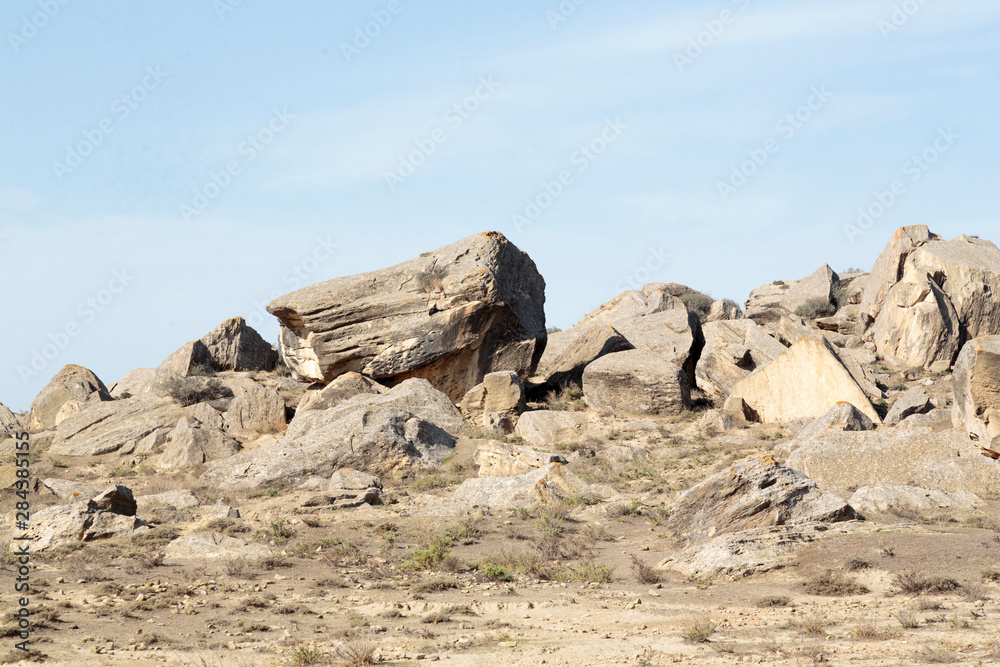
583 350 690 416
267 232 546 401
108 368 156 398
460 371 526 433
0 403 22 440
9 486 144 552
49 397 187 456
696 320 786 400
952 336 1000 457
220 376 286 435
849 485 981 516
473 441 566 477
452 463 596 509
724 337 880 424
163 533 271 561
157 417 242 471
514 411 590 446
785 428 1000 495
745 265 839 324
870 270 962 369
27 364 111 431
297 373 387 413
856 225 940 336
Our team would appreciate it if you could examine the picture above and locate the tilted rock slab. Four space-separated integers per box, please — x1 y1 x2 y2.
27 364 112 431
662 457 858 548
786 428 1000 495
533 326 634 389
297 372 387 413
514 410 590 446
849 484 981 517
696 319 787 400
9 486 144 552
745 264 839 324
952 336 1000 457
452 462 596 509
724 337 880 424
473 441 567 477
48 397 188 456
267 232 547 402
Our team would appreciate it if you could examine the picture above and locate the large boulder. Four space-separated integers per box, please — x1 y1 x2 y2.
583 350 690 416
696 320 787 400
856 225 940 335
158 417 242 471
775 402 875 457
848 484 981 517
297 373 387 413
952 336 1000 457
107 368 156 398
723 337 880 424
473 441 566 477
514 411 590 446
9 486 144 552
533 326 634 389
164 533 271 561
201 380 462 491
48 397 187 456
745 265 840 324
662 457 858 548
155 318 279 378
785 429 1000 495
459 371 526 434
27 364 112 431
452 463 595 509
884 387 934 426
860 229 1000 369
219 376 286 435
0 403 22 440
266 232 546 402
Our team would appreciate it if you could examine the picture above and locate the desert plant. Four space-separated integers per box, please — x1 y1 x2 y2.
679 290 714 317
890 572 961 596
415 265 448 293
756 595 791 608
794 297 837 319
332 633 377 666
802 571 869 596
682 616 717 643
290 643 325 667
159 374 233 407
629 555 661 584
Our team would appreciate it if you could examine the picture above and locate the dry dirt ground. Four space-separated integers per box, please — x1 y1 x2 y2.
3 380 1000 667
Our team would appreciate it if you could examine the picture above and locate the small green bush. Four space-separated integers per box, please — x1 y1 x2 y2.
794 298 837 320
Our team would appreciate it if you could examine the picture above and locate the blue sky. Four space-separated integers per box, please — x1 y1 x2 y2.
1 0 997 411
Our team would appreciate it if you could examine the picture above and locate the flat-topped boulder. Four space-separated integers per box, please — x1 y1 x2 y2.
267 232 546 402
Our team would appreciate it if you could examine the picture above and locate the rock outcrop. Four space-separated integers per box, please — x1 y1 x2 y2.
10 486 144 552
267 232 547 402
785 429 1000 495
157 417 242 471
473 441 567 477
858 229 1000 369
696 320 787 400
952 336 1000 457
452 463 594 509
884 387 934 426
745 265 840 324
514 411 590 446
48 397 187 457
662 457 858 548
533 326 634 389
0 403 22 440
297 373 387 413
848 484 981 517
459 371 526 434
202 380 462 491
27 364 112 431
155 318 279 378
582 350 690 415
724 337 880 424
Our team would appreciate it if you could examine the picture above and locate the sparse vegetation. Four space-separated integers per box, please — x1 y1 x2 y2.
794 297 837 319
158 373 233 407
803 571 870 596
682 616 717 643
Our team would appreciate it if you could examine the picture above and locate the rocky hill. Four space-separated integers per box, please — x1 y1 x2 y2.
3 226 1000 666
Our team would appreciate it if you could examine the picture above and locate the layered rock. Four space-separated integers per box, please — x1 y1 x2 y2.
696 320 787 400
884 387 934 426
10 486 144 552
473 441 567 477
952 336 1000 457
0 403 22 440
219 376 286 435
48 397 187 456
662 457 858 548
848 485 981 517
858 229 1000 369
267 232 546 402
583 350 690 415
201 380 462 491
533 326 633 388
785 429 1000 495
723 337 880 424
155 318 279 378
452 463 594 509
27 364 112 431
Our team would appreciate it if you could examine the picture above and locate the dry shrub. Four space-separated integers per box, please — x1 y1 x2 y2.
803 571 869 596
629 555 661 584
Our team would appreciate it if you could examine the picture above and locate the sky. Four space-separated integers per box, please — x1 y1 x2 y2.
1 0 998 411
